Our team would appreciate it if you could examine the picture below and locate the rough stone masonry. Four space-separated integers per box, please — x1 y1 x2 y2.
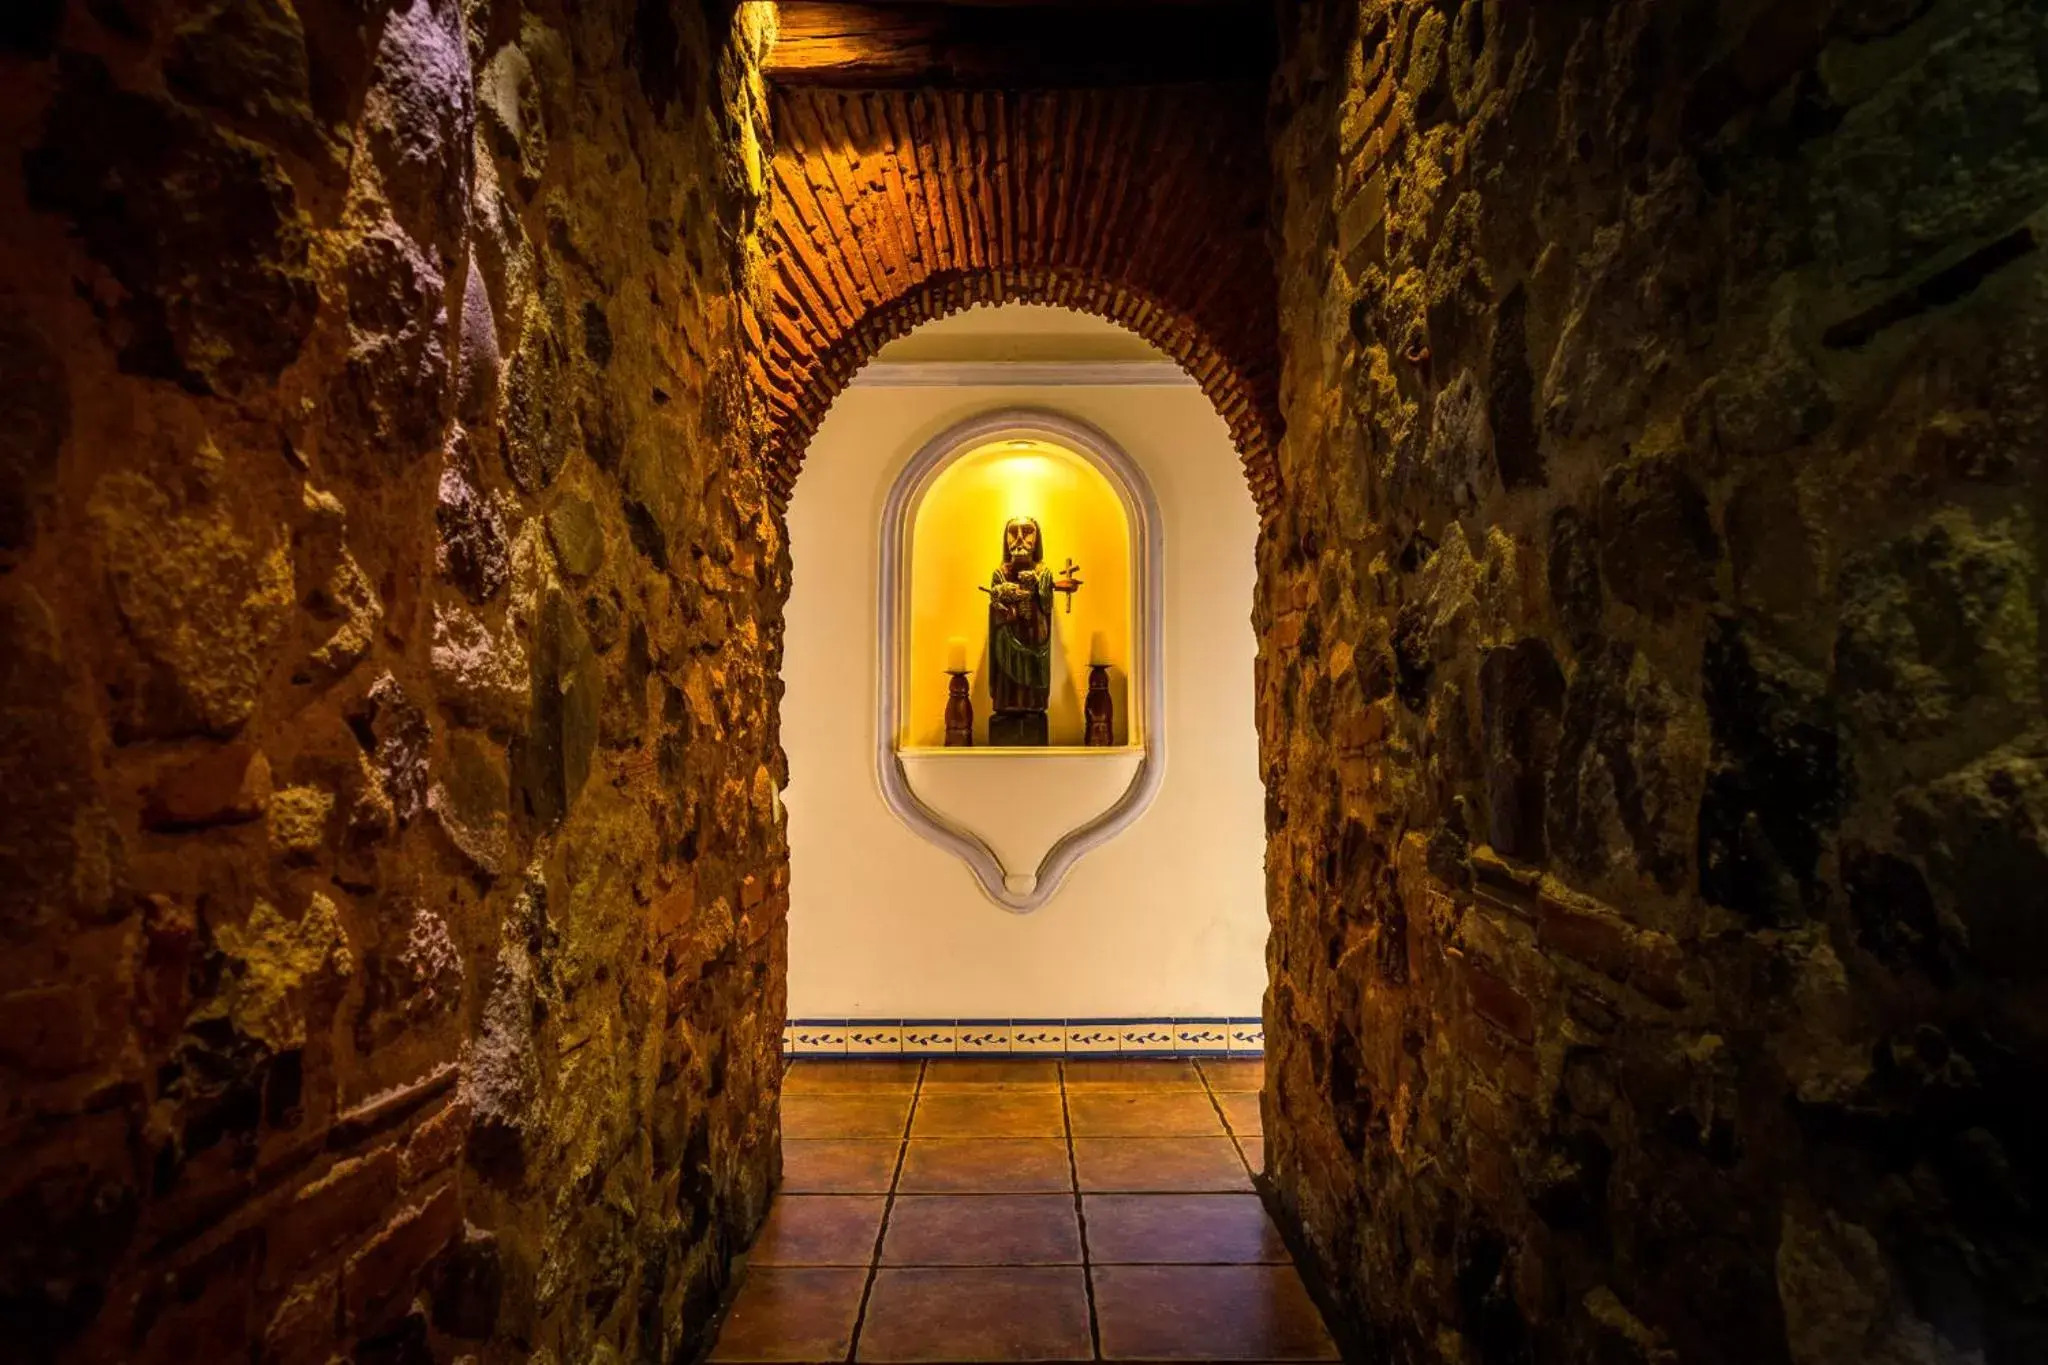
1261 2 2046 1363
0 2 787 1361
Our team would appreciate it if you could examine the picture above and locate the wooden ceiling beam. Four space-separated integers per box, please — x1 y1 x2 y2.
764 2 1275 88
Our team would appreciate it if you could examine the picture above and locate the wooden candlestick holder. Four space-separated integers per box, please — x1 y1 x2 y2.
944 670 974 746
1084 664 1114 746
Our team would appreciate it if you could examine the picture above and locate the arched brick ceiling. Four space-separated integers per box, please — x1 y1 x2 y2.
756 85 1283 515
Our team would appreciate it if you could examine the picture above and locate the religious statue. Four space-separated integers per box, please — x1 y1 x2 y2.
979 516 1081 745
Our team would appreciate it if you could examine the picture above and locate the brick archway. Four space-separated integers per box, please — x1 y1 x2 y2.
754 86 1282 515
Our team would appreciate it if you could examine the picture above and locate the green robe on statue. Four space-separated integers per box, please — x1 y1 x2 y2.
988 564 1054 714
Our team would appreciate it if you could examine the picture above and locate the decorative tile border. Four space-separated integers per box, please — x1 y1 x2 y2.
845 1022 904 1054
955 1020 1013 1053
1062 1021 1121 1053
1117 1019 1177 1054
1174 1019 1231 1055
900 1021 957 1052
1011 1020 1065 1053
787 1021 848 1055
785 1017 1265 1057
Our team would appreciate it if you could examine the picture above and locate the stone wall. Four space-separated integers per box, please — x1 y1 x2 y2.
1261 2 2046 1362
0 2 787 1361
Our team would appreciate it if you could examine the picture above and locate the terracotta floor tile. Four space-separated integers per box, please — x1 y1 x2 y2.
911 1090 1067 1139
1217 1093 1263 1137
921 1058 1061 1089
856 1267 1093 1362
782 1140 902 1194
1066 1091 1225 1138
783 1092 915 1140
1062 1059 1206 1090
1197 1058 1266 1093
1239 1136 1266 1175
898 1139 1073 1194
1091 1265 1337 1360
709 1268 867 1363
882 1194 1083 1266
1082 1194 1289 1264
750 1195 888 1266
784 1059 924 1093
1072 1138 1254 1193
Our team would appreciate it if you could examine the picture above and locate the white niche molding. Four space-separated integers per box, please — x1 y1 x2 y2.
877 409 1165 912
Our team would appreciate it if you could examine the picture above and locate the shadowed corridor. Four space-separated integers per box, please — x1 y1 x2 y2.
2 1 2043 1363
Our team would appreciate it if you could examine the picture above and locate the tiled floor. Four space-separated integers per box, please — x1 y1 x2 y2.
711 1057 1337 1363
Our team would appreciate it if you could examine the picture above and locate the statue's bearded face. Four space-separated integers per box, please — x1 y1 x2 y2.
1004 518 1041 567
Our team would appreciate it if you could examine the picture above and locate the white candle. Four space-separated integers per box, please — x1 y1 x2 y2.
1088 630 1111 667
945 637 968 673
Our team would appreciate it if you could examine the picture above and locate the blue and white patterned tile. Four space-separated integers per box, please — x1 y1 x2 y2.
845 1022 903 1054
1174 1019 1231 1055
788 1016 1266 1056
1117 1019 1177 1054
789 1020 848 1056
1062 1021 1121 1053
954 1020 1012 1053
900 1021 957 1054
1010 1020 1065 1053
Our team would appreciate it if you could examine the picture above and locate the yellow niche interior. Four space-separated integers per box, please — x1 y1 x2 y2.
904 439 1134 749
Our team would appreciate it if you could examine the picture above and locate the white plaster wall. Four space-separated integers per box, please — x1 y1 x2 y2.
780 314 1266 1019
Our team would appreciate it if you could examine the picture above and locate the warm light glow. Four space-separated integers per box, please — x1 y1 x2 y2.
977 451 1066 519
905 439 1132 747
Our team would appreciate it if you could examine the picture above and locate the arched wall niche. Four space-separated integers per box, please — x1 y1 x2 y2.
903 438 1134 750
755 86 1284 516
878 409 1165 912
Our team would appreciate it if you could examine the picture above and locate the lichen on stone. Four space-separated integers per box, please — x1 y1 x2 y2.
204 893 354 1052
502 286 577 492
299 485 384 678
268 785 336 863
89 444 294 738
